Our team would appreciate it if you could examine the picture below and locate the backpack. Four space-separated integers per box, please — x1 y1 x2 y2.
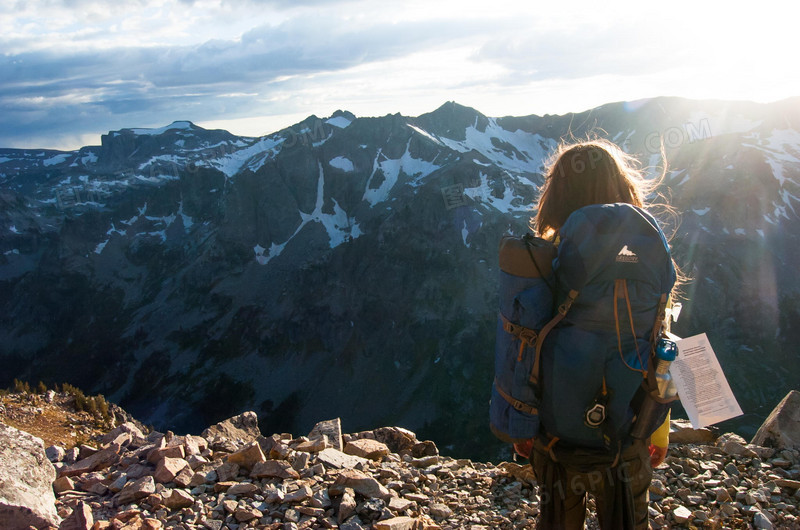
489 233 555 444
490 203 676 450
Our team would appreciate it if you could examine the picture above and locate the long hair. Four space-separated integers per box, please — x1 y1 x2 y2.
533 139 656 239
533 137 686 299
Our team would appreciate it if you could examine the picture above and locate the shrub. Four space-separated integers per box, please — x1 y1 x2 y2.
13 378 31 394
96 394 110 422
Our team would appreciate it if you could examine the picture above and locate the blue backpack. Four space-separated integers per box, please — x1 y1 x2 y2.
490 203 676 449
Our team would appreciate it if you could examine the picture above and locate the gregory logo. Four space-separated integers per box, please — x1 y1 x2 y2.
616 245 639 263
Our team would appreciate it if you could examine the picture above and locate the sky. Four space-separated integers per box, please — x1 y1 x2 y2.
1 0 797 150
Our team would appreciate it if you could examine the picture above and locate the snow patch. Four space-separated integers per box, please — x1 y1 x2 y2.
329 156 354 172
147 230 167 242
304 163 362 247
135 173 179 184
363 141 441 206
693 207 710 216
407 124 443 146
780 189 798 216
178 200 193 231
326 116 352 129
254 243 284 265
120 214 139 226
435 118 555 174
204 136 285 177
43 153 70 167
255 164 362 264
144 212 177 228
106 223 126 236
129 121 194 136
464 172 531 213
94 240 108 254
9 225 19 234
4 248 19 256
687 111 760 137
748 129 800 187
312 130 334 147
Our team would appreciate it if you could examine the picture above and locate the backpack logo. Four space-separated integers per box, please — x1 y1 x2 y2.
616 245 639 263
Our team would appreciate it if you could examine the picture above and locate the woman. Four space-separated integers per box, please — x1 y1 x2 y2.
525 139 674 530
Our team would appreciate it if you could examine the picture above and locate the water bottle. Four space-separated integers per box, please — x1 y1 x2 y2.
630 338 679 439
653 339 679 399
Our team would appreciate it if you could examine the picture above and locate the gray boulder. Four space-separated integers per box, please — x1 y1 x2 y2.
201 411 261 444
751 390 800 450
0 423 61 528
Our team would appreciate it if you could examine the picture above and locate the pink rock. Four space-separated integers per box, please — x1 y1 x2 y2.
147 445 185 465
344 439 390 461
117 476 156 505
162 489 194 510
59 501 93 530
59 444 121 478
154 457 190 484
751 390 800 450
226 483 260 497
0 424 61 528
226 441 266 470
53 475 75 495
249 460 300 480
333 469 392 500
373 516 419 530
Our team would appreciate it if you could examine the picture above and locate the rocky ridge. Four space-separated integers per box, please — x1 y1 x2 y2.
2 391 800 530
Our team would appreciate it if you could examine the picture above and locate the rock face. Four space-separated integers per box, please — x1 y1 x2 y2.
0 423 61 528
752 390 800 450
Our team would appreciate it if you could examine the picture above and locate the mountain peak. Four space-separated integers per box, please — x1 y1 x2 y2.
414 101 489 141
119 120 199 137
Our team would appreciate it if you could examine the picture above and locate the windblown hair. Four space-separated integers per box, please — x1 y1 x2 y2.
533 139 656 239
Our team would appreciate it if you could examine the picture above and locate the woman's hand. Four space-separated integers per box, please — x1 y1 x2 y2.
514 439 534 459
649 444 668 467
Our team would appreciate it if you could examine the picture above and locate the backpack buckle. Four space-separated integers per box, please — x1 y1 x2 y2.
584 403 606 427
584 386 609 428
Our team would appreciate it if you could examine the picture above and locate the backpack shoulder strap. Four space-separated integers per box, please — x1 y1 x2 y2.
530 289 579 385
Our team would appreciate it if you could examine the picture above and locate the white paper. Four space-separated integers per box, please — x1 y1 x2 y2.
669 333 743 429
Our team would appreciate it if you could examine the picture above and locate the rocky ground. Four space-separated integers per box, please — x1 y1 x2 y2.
0 390 117 448
1 390 800 529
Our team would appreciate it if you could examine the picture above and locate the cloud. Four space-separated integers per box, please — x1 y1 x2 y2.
3 1 796 149
470 17 691 85
0 8 488 148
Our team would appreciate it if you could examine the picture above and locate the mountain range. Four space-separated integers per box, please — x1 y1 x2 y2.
1 96 799 460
